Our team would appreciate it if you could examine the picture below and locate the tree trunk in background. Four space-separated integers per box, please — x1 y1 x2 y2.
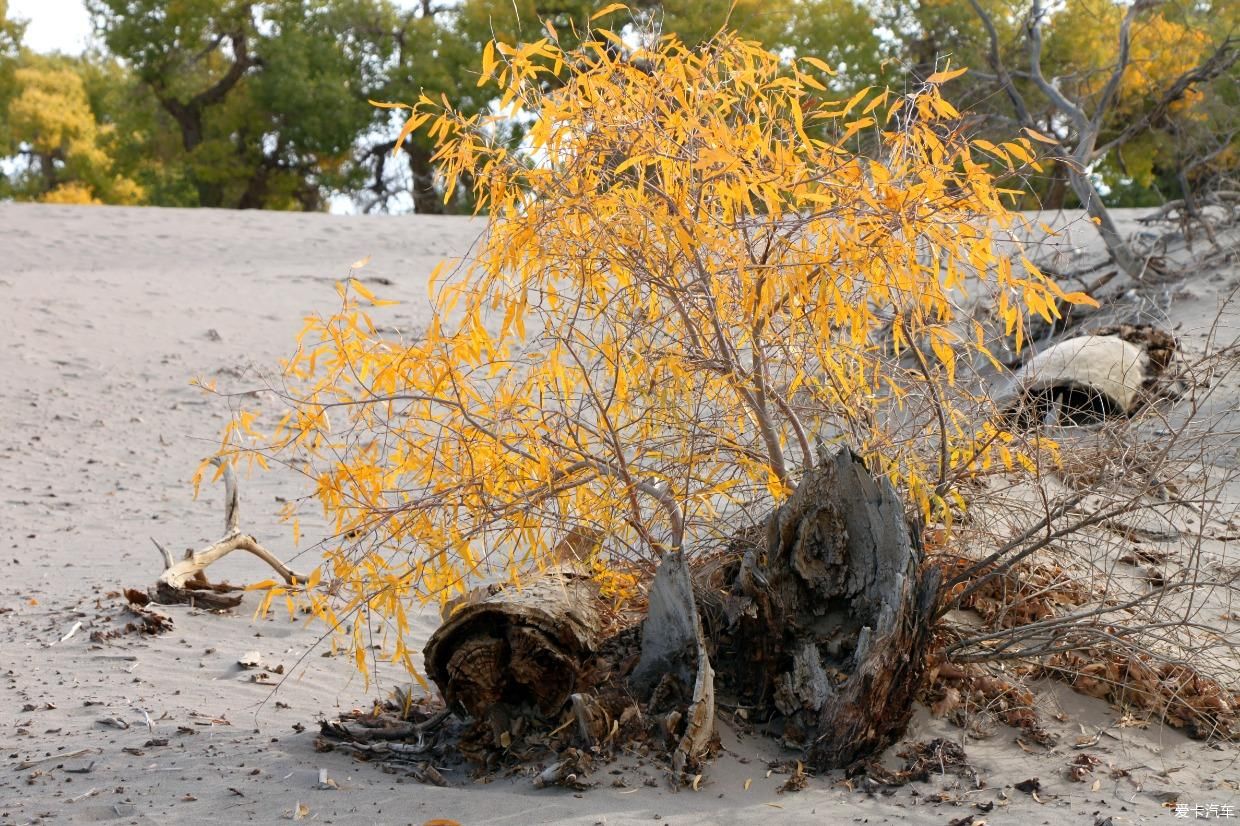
1066 159 1145 279
1043 160 1069 210
408 144 444 214
237 164 271 210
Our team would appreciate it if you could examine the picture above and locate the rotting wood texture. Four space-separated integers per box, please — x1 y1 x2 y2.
423 571 605 724
710 446 941 770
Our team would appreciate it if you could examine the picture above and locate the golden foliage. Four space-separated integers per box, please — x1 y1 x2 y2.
7 65 144 204
1048 1 1213 116
41 181 101 205
215 23 1088 681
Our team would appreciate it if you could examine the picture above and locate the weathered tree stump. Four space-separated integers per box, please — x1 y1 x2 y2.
632 549 715 773
709 447 940 770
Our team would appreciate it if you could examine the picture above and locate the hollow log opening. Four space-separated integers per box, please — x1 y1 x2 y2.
423 571 606 729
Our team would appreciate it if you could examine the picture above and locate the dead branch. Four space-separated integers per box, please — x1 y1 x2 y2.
968 0 1177 279
148 458 307 608
1094 37 1240 160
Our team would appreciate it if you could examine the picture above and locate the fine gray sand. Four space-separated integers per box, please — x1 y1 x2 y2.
2 202 1237 825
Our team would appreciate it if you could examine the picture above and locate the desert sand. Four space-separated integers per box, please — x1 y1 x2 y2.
1 202 1237 825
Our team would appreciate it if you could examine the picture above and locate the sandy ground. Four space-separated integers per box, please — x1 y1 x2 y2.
1 202 1237 825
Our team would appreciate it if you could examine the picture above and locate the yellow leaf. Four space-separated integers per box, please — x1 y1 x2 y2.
392 113 430 154
841 86 872 117
1062 291 1100 308
590 2 628 22
594 28 624 48
796 70 826 91
478 40 497 87
972 139 1002 156
925 66 968 84
350 278 377 302
1003 141 1034 165
800 56 836 76
613 155 644 176
862 89 889 115
1022 127 1059 144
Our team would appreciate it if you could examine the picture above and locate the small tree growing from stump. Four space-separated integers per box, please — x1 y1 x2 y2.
214 19 1092 771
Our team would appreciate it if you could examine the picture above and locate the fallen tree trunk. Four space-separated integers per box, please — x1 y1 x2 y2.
423 570 605 726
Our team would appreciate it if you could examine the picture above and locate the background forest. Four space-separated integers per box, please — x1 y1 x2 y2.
0 0 1236 213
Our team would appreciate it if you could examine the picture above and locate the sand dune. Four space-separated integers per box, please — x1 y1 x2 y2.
1 203 1236 825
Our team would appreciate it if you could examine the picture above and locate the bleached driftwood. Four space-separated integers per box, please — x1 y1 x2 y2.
997 326 1178 427
149 458 307 609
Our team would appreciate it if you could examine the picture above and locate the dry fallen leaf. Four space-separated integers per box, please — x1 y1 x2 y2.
931 686 962 717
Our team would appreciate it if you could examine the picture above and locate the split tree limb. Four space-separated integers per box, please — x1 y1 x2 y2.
633 550 715 774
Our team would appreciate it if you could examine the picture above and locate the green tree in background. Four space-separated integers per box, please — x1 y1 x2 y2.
0 0 27 169
352 1 481 213
353 0 816 214
1 0 1236 213
1041 0 1238 207
3 55 144 203
963 0 1238 212
87 0 390 209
